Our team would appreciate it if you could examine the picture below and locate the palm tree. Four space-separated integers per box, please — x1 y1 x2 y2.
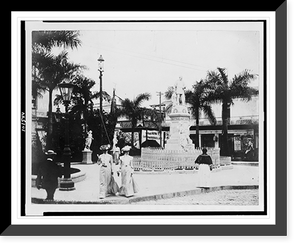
185 80 216 148
35 51 83 149
32 31 82 149
32 31 81 100
120 93 151 147
54 75 111 133
55 75 96 133
205 67 259 156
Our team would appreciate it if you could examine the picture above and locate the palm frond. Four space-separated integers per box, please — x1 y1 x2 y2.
165 86 174 100
217 67 229 87
32 31 81 51
53 94 63 106
202 105 216 125
230 70 259 101
120 98 134 117
92 91 111 102
133 93 151 107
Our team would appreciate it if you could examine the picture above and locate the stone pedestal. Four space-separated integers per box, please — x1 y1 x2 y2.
165 104 194 151
82 149 93 164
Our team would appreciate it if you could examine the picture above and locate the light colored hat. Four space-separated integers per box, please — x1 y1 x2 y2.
45 150 57 155
121 145 131 152
100 144 110 151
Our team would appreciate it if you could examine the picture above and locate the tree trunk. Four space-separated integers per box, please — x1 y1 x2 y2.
131 128 134 147
131 119 136 148
221 101 230 156
46 88 53 150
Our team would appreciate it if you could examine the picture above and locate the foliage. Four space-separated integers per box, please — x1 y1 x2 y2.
205 67 259 156
32 31 83 150
32 31 81 51
119 93 156 147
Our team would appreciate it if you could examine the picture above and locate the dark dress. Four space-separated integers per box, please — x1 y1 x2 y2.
37 159 62 200
195 154 213 165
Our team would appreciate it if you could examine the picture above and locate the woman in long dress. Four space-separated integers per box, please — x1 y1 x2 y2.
112 146 121 187
119 146 138 197
97 144 119 199
195 148 213 188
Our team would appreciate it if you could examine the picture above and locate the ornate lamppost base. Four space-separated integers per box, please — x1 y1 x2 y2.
59 178 75 191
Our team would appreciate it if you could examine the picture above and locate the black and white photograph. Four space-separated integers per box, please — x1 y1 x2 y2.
27 20 265 215
7 7 288 237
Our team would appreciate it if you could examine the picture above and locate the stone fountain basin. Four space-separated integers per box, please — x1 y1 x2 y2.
31 167 86 188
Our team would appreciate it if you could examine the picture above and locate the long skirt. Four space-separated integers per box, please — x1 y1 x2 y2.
119 167 138 197
196 164 211 188
99 166 112 198
99 166 119 198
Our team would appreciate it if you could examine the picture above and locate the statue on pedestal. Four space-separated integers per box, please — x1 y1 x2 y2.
174 76 186 105
84 130 93 151
165 76 194 151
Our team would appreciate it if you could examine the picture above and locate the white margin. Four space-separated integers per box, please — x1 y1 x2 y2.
11 11 276 226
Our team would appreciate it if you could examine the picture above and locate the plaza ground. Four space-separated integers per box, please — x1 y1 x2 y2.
31 163 260 205
131 189 259 205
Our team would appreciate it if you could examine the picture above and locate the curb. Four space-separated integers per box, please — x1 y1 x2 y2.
31 184 258 205
231 161 259 166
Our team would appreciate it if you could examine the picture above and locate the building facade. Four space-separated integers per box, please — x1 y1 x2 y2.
33 89 260 161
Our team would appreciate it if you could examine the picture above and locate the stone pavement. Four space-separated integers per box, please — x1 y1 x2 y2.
31 163 259 204
131 189 259 205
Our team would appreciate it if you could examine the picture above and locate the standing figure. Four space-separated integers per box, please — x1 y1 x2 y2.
194 148 213 188
85 130 94 151
244 140 254 160
175 76 186 105
97 144 119 199
36 150 62 201
112 146 121 187
171 88 178 106
119 146 138 197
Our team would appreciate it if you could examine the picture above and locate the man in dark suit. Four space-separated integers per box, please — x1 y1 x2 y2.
36 150 62 201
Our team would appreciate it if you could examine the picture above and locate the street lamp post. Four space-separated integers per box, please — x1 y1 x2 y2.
98 55 104 145
58 82 75 191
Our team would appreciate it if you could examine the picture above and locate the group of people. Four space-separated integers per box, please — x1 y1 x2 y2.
36 145 139 201
97 144 138 199
36 146 213 201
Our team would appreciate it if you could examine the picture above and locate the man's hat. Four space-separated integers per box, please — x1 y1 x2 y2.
45 150 57 155
121 145 131 152
100 144 110 151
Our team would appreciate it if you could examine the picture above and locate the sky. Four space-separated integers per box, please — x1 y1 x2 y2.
38 22 262 111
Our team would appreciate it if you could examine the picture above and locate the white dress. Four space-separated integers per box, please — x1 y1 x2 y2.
196 164 211 188
195 154 212 188
119 154 138 197
98 153 113 198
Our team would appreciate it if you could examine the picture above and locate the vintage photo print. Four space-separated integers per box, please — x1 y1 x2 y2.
13 11 281 229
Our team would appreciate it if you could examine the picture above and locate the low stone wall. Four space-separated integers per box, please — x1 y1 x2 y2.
135 147 224 172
